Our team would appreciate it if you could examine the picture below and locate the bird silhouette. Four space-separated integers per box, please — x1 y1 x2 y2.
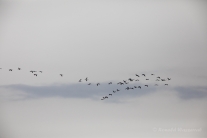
146 79 149 80
60 74 63 77
145 85 148 87
161 79 165 81
142 74 145 76
9 69 12 71
167 78 171 80
117 89 120 91
135 79 139 81
108 82 112 85
85 77 88 81
134 86 137 88
88 83 91 85
79 79 82 82
135 74 139 77
109 94 112 96
151 74 154 75
97 83 100 86
138 86 141 89
39 71 42 73
34 74 37 76
18 68 21 70
157 77 160 79
165 84 168 86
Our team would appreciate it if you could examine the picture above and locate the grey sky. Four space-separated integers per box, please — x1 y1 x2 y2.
0 0 207 138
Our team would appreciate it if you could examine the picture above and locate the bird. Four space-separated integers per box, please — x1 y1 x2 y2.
155 84 158 86
157 76 160 79
142 74 145 76
156 79 160 81
97 83 100 86
165 84 168 86
117 89 120 91
146 79 149 80
167 78 171 80
30 70 34 73
108 82 112 85
117 82 122 85
113 91 116 93
34 74 37 76
104 96 108 98
109 94 112 96
151 74 154 75
60 74 63 77
161 79 165 81
125 87 130 90
85 77 88 81
39 71 42 73
135 74 139 77
123 80 128 84
134 86 137 88
88 83 91 85
18 68 21 70
79 79 82 82
138 86 141 89
9 69 12 71
135 79 139 81
145 85 148 87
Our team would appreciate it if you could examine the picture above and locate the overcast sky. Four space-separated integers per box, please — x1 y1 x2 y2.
0 0 207 138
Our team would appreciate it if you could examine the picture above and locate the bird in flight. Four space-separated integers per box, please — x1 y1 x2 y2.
79 79 82 82
145 85 148 87
18 68 21 70
135 74 139 77
39 71 42 73
165 84 168 86
34 74 37 76
108 82 112 85
142 74 145 76
109 94 112 96
113 90 116 93
151 74 154 75
9 69 12 71
85 77 88 81
146 79 149 80
97 83 100 86
167 78 171 80
60 74 63 77
138 86 141 89
88 83 91 85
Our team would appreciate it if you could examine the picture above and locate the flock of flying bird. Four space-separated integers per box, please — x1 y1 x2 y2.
0 67 171 100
